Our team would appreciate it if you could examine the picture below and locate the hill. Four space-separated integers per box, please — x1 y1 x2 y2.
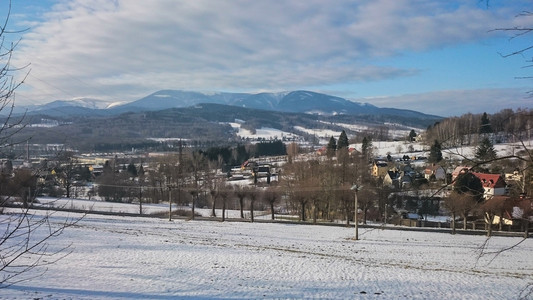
2 208 531 299
13 103 439 152
14 90 441 120
111 90 440 119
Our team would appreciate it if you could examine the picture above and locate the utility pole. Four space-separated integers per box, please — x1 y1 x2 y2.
178 140 183 218
168 185 172 221
139 186 143 215
351 184 362 240
139 159 143 215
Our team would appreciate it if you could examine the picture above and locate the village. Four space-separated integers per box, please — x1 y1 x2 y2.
2 126 531 239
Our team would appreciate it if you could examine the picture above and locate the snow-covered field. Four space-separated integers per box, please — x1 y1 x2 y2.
355 139 533 162
2 209 532 299
34 197 260 219
227 122 301 141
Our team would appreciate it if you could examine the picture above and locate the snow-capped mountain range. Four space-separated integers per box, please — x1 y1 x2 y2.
116 90 391 116
14 90 440 119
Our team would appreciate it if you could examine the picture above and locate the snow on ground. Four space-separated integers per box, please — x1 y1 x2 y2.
36 197 167 215
294 125 340 140
351 139 533 162
227 122 300 141
318 121 370 133
1 209 532 299
35 197 259 219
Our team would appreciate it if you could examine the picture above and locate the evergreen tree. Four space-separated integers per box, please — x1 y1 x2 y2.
232 144 248 165
337 130 349 150
475 136 497 161
138 164 145 176
454 172 485 202
255 140 286 156
408 129 417 142
361 136 373 159
127 162 138 177
479 112 493 134
428 140 443 163
326 136 337 157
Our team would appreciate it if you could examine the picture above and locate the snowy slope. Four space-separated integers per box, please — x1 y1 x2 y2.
2 209 531 299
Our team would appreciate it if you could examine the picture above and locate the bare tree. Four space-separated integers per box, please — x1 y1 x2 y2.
263 186 280 220
1 207 80 287
286 142 299 164
319 159 339 221
1 3 82 287
234 185 247 219
219 184 231 222
0 6 27 156
186 150 207 220
51 151 77 199
443 191 477 234
247 187 259 223
357 188 376 225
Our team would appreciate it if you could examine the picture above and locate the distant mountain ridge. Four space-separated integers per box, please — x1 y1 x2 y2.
28 98 112 110
112 90 440 119
116 90 378 115
14 90 441 120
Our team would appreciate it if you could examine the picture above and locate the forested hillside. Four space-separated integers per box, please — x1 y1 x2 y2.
425 108 532 147
8 103 438 152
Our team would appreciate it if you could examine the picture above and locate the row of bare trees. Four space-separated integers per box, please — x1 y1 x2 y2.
85 145 389 225
425 108 532 148
280 147 386 224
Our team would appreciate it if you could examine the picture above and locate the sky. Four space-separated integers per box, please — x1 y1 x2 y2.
2 0 533 117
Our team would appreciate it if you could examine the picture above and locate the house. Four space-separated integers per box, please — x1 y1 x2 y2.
471 172 507 200
505 170 523 183
512 195 533 222
371 160 389 178
451 166 471 182
400 172 413 189
491 194 533 227
484 195 514 225
383 170 400 188
316 146 327 156
399 164 415 176
424 164 446 181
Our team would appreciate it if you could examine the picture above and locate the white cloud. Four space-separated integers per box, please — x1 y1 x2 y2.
8 0 529 107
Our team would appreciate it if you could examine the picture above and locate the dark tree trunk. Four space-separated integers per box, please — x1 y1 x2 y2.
250 200 255 223
451 212 456 235
222 198 226 222
300 200 306 221
211 195 217 217
191 194 196 220
524 219 530 239
312 200 318 224
239 198 244 219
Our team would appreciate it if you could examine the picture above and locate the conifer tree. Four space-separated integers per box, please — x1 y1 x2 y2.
361 136 373 160
428 140 443 163
337 130 349 150
454 172 485 203
479 112 493 134
408 129 417 142
127 162 138 177
326 136 337 157
475 136 497 161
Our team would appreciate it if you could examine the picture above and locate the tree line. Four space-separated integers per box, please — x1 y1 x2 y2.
425 109 532 148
